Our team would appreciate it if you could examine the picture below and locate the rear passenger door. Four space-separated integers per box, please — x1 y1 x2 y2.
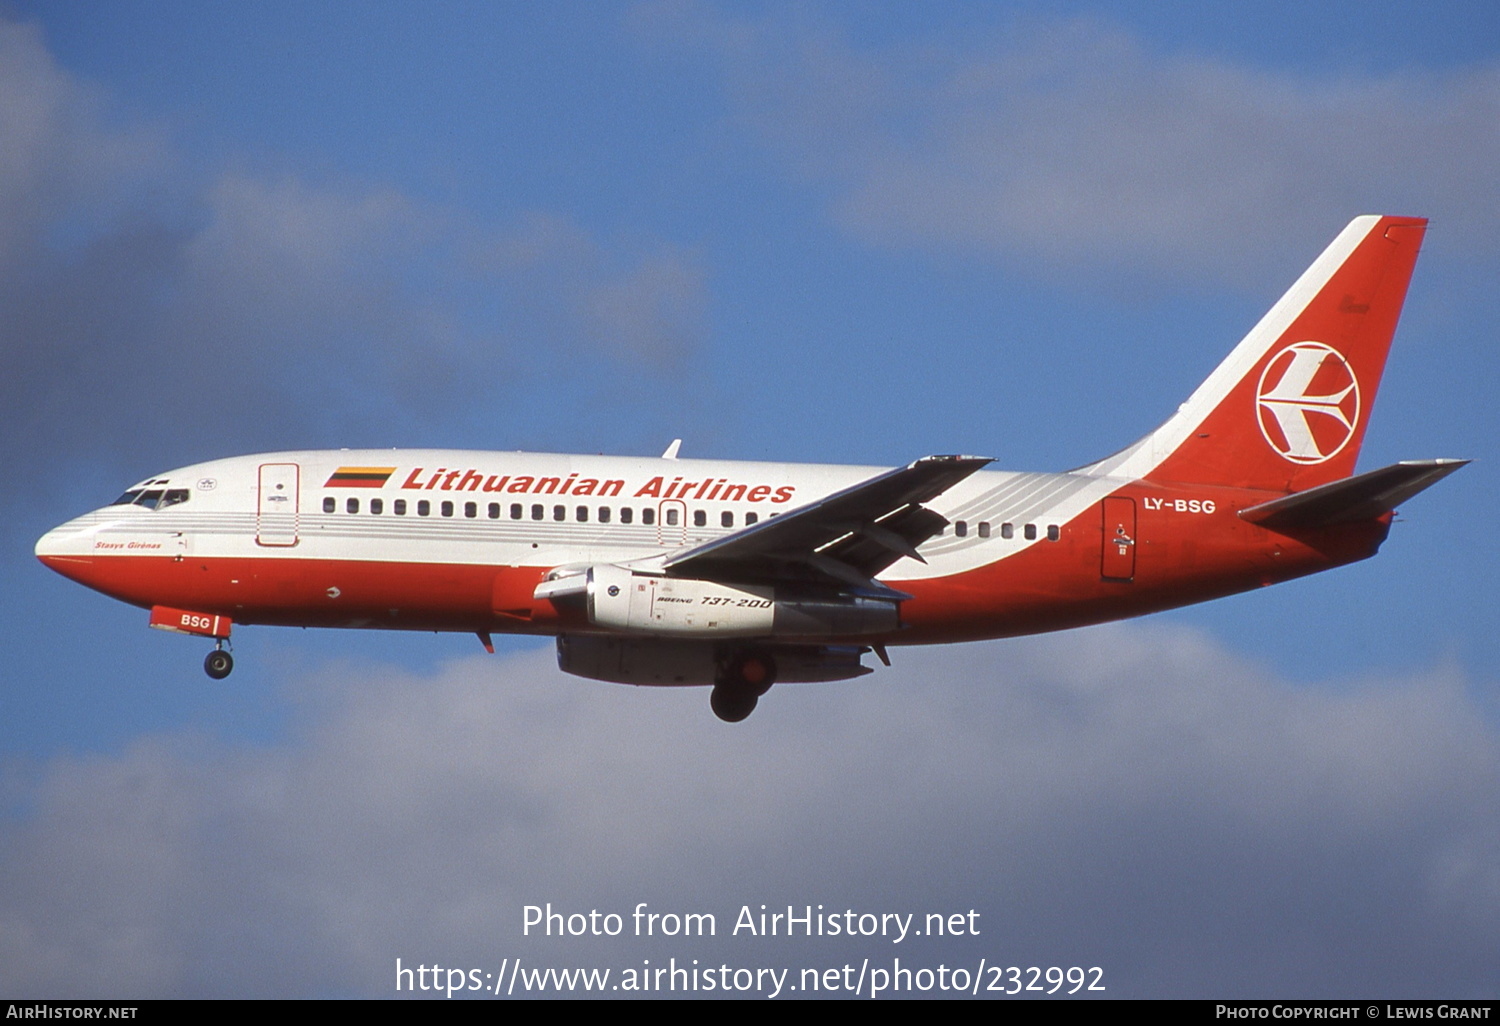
1101 496 1135 581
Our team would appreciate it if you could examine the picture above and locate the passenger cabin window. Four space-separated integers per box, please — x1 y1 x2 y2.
621 508 634 524
371 498 383 515
553 505 565 522
1024 523 1037 540
417 500 430 516
955 521 968 538
642 508 655 526
488 503 500 519
745 512 758 525
1001 523 1014 539
464 501 476 518
978 522 990 538
531 505 544 521
346 497 360 514
510 504 522 520
576 506 588 522
693 510 706 527
394 499 407 515
598 507 611 523
721 511 734 528
441 501 454 517
323 497 336 513
665 508 679 526
1047 524 1060 542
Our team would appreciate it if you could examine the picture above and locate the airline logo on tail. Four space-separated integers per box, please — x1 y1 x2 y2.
1255 342 1361 465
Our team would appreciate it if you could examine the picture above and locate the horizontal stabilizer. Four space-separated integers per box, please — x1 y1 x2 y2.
1239 459 1468 532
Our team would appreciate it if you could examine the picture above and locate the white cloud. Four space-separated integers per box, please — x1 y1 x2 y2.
640 7 1500 282
0 18 708 496
0 20 163 276
1 625 1495 996
469 211 706 369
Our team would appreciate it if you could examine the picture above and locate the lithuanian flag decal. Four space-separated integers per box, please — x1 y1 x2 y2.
324 466 397 488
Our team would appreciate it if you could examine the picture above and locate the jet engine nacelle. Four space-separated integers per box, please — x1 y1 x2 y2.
563 562 899 638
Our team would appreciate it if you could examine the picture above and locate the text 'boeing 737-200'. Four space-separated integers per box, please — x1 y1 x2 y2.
37 215 1466 720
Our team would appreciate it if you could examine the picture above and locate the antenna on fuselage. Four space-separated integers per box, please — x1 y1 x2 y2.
661 439 682 460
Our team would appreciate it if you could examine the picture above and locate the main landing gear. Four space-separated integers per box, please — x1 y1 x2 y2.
204 641 234 680
710 650 776 723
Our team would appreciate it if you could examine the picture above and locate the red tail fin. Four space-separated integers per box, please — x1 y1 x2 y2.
1084 215 1427 492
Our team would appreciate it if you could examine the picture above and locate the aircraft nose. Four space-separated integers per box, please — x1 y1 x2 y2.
36 521 96 581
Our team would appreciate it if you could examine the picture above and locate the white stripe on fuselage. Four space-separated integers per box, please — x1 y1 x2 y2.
45 449 1135 581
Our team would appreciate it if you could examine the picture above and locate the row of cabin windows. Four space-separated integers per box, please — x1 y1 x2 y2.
319 495 1055 542
321 495 763 528
941 520 1061 542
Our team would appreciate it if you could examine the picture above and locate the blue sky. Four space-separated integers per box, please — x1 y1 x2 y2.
1 0 1496 998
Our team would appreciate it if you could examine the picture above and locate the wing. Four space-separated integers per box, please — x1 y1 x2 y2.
662 455 992 597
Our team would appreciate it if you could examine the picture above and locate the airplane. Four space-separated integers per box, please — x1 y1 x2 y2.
36 214 1467 721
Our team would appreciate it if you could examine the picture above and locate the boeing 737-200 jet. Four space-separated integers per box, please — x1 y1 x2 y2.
37 215 1466 720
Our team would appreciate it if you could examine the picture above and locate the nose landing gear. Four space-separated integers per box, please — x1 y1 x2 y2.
204 641 234 680
147 607 236 680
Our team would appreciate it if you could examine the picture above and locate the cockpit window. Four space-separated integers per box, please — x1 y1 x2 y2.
108 487 190 510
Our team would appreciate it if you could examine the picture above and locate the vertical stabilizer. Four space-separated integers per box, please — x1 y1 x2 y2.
1085 215 1427 492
